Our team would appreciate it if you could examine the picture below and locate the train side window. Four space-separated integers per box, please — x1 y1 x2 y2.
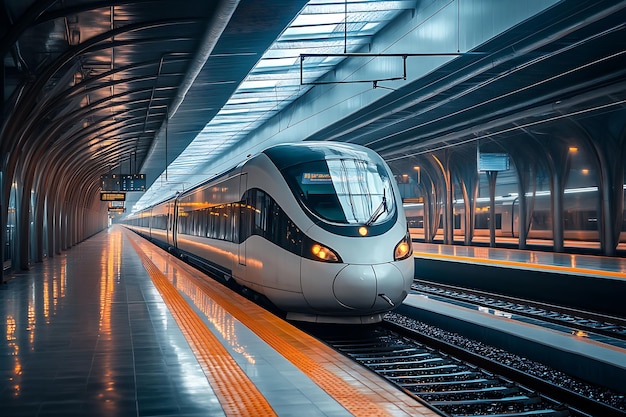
282 217 301 254
262 192 302 253
196 210 201 235
201 208 208 237
239 200 252 243
269 200 283 246
232 203 239 243
254 191 269 234
531 211 551 230
153 214 167 230
207 206 216 238
192 210 200 236
475 213 502 229
178 211 187 235
224 204 233 241
243 188 303 255
217 205 226 240
475 213 488 229
564 210 598 231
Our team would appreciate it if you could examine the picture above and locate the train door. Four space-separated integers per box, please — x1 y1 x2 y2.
238 173 247 266
172 199 178 248
166 199 177 247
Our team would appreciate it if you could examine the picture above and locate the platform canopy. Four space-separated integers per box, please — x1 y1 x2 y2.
2 0 626 216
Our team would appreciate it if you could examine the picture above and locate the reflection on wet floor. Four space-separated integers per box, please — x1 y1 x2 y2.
0 228 224 417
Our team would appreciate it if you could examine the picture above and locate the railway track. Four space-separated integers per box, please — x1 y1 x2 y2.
306 317 625 417
317 324 573 416
412 280 626 346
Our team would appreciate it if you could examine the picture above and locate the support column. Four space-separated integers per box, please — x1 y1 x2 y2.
0 60 4 121
486 171 498 248
0 169 5 282
589 129 624 257
432 154 453 244
419 169 435 243
454 153 479 246
551 166 565 253
445 165 454 245
510 152 535 250
32 177 45 262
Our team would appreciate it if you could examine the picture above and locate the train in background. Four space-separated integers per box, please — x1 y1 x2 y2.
403 187 626 243
123 142 414 324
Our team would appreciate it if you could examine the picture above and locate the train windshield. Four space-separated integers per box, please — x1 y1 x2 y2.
285 158 395 225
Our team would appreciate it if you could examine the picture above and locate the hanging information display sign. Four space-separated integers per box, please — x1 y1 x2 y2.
477 152 509 172
100 192 126 202
101 174 146 191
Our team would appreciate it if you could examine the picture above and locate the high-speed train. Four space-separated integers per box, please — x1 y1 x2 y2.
123 142 414 324
404 187 626 243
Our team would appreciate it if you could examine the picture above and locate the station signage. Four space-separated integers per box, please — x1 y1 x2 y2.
100 192 126 202
120 174 146 191
477 152 510 172
101 173 146 192
107 207 125 213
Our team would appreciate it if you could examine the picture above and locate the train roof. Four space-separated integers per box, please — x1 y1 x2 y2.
263 141 378 171
127 142 380 216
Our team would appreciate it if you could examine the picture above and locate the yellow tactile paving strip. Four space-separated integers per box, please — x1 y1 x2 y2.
124 229 438 417
126 234 278 417
414 251 626 279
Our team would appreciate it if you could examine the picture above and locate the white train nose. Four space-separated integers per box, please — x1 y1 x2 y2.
333 264 406 310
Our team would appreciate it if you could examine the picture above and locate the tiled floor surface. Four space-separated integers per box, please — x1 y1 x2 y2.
1 227 439 417
0 229 223 417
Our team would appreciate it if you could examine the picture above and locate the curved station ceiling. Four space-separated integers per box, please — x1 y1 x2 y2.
2 0 626 267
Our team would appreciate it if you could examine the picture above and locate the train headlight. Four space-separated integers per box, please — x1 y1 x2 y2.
303 236 342 262
394 231 413 261
311 243 340 262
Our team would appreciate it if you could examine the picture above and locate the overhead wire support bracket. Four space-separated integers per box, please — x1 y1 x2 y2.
299 52 470 87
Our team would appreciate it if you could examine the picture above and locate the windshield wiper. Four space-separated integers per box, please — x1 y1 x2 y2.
365 190 387 226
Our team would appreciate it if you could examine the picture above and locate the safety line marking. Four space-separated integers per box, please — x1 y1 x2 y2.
126 233 278 417
160 261 435 416
169 277 415 416
124 230 436 417
414 251 626 279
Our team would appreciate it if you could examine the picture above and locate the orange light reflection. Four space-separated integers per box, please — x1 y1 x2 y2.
95 229 122 411
6 315 21 396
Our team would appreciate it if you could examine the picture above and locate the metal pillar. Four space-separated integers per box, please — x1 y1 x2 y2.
0 170 4 282
551 165 565 253
432 154 453 244
486 171 498 248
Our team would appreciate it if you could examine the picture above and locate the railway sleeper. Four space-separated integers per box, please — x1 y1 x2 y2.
345 351 432 361
363 357 445 367
389 377 498 388
377 363 459 373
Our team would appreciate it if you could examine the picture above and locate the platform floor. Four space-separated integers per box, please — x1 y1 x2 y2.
413 242 626 278
0 226 438 417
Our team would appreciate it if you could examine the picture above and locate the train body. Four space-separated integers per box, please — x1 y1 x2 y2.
404 187 626 243
123 142 414 324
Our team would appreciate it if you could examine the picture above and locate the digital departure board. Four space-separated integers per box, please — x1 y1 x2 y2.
100 192 126 202
101 174 120 191
477 152 510 172
120 174 146 191
101 173 146 191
